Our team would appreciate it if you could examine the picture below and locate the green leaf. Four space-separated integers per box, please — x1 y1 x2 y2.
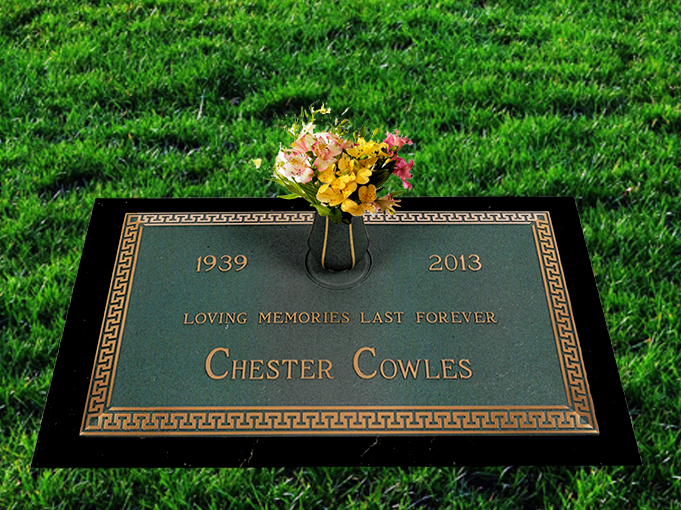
312 204 331 216
369 160 394 188
329 208 345 224
277 194 300 200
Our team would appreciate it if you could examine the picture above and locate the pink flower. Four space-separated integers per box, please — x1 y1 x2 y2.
290 133 314 155
326 132 355 151
383 130 413 156
375 193 401 215
392 157 413 189
276 150 314 183
312 132 344 172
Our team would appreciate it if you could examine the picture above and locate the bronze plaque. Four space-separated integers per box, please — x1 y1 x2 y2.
32 198 639 466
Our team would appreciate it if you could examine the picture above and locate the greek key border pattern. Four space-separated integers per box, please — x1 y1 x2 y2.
81 210 598 436
82 407 595 435
83 214 142 423
134 211 542 226
366 211 542 224
134 211 314 225
533 216 598 429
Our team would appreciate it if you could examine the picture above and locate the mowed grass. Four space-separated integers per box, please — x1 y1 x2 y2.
1 0 680 507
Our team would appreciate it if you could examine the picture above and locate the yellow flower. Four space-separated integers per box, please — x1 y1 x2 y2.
358 184 377 204
360 155 378 169
318 167 336 184
354 166 372 185
337 154 356 173
331 172 355 192
341 199 366 216
340 180 357 198
347 138 389 160
317 184 345 206
340 185 377 217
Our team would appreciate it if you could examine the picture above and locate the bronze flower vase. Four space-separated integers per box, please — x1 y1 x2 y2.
305 213 372 289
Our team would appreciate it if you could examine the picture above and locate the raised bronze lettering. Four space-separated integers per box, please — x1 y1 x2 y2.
205 347 229 380
459 359 473 379
468 254 482 271
353 347 377 379
380 359 398 379
441 359 458 379
266 360 280 379
397 359 420 379
300 360 315 379
281 359 299 379
318 359 334 379
250 360 264 380
428 254 443 271
231 359 247 380
425 359 441 379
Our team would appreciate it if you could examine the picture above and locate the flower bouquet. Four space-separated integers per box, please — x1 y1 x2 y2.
267 105 414 224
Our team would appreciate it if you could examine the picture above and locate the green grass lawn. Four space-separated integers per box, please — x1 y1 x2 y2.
2 0 680 507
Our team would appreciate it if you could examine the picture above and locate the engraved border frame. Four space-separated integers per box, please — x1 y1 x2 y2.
80 211 598 436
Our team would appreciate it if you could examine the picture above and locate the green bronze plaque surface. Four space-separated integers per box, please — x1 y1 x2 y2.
81 210 598 436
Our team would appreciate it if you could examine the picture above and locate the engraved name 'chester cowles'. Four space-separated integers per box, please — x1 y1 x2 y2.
205 347 473 381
